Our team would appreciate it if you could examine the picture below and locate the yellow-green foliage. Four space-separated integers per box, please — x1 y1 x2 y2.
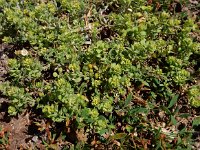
188 86 200 107
0 0 200 149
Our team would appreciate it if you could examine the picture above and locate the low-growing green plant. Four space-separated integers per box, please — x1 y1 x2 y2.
188 85 200 107
0 0 199 148
0 126 10 149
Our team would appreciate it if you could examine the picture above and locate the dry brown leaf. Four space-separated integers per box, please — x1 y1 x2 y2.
76 128 88 142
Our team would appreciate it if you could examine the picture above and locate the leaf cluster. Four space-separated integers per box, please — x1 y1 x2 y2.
0 0 200 149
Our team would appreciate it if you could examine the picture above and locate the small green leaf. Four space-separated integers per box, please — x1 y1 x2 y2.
140 31 146 36
110 133 127 140
74 77 82 83
125 125 133 133
125 93 132 107
171 115 177 125
130 107 148 114
160 106 171 115
192 116 200 127
168 94 179 108
99 129 108 135
53 72 58 77
177 136 182 144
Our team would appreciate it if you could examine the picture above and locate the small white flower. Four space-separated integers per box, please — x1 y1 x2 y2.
88 23 92 29
127 8 132 12
21 49 28 56
133 132 138 137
